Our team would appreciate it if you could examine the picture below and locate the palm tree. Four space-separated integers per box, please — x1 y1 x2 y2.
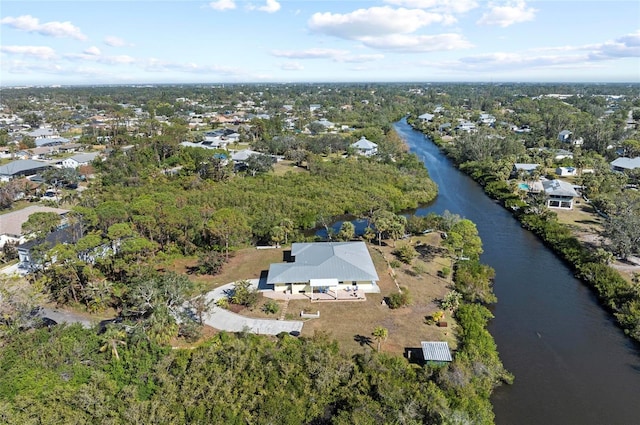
372 326 388 353
99 325 127 361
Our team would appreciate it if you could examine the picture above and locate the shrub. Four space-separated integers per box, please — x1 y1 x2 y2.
231 280 259 307
387 287 411 309
439 266 451 278
389 260 402 269
393 244 418 264
194 251 225 275
262 300 280 315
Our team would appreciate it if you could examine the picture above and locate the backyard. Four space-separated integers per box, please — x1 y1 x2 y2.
185 234 459 356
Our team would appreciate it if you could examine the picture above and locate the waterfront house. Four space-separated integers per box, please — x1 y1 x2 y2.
266 242 380 298
543 179 579 209
351 137 378 157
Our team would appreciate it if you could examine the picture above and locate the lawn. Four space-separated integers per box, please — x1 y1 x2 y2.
170 235 459 356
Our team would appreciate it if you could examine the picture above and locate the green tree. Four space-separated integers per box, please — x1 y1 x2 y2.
206 208 251 260
21 212 61 240
99 324 127 361
372 326 388 352
337 221 355 241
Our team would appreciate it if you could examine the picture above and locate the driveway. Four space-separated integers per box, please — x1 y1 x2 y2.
202 279 303 336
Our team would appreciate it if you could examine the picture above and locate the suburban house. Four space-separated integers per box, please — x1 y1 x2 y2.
556 166 577 176
0 205 69 248
543 179 579 209
455 121 476 133
61 152 100 169
351 137 378 157
479 113 496 126
17 224 81 272
558 130 573 143
418 113 435 123
266 242 380 298
512 163 539 177
0 159 52 182
610 157 640 173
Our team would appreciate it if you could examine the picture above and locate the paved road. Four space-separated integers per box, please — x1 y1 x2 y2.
38 307 95 329
202 279 303 335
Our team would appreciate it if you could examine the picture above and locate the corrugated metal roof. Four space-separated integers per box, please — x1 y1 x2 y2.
421 341 452 362
267 242 379 284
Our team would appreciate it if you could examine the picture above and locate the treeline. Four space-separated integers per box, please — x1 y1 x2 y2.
0 285 510 425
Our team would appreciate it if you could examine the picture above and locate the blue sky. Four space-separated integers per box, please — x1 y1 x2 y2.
1 0 639 86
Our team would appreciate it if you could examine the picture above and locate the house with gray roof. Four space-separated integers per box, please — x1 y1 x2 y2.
0 159 52 182
0 205 69 248
61 151 100 168
418 113 435 123
351 137 378 157
267 242 380 297
610 156 640 172
543 179 579 209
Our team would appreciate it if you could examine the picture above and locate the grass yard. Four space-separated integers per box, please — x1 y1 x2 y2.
282 235 458 356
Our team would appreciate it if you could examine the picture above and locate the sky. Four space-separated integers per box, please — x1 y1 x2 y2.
1 0 639 86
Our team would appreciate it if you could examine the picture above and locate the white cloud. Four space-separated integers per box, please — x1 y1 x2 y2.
209 0 236 11
0 15 87 40
258 0 281 13
246 0 281 13
384 0 478 14
587 30 640 59
84 46 101 56
272 48 350 59
0 45 56 59
104 36 132 47
361 33 473 52
271 48 383 63
477 1 537 28
281 62 304 71
308 7 452 40
435 31 640 72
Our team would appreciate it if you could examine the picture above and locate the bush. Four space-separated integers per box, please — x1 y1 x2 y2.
387 287 411 309
393 244 418 264
439 266 451 278
194 251 225 275
231 280 259 307
262 300 280 315
389 260 402 269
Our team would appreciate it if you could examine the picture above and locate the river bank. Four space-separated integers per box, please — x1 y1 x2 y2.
407 118 640 345
394 117 640 425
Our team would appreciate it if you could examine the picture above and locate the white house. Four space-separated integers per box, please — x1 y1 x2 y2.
351 137 378 157
556 166 577 177
267 241 380 298
61 152 100 169
479 113 496 125
543 179 579 209
418 113 435 123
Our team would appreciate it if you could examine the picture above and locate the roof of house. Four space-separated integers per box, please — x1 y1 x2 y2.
231 149 264 162
351 137 377 150
421 341 452 362
559 130 572 136
419 113 435 120
267 241 379 284
543 179 578 197
0 159 52 176
0 206 69 237
66 152 100 164
513 163 539 171
611 156 640 170
35 137 69 147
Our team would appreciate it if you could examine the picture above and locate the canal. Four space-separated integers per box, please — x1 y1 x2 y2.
393 118 640 424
